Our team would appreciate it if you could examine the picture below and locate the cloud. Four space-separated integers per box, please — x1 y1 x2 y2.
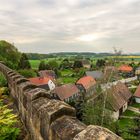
0 0 140 53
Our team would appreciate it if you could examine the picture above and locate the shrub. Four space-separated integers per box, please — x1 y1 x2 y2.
18 69 37 78
0 100 20 140
0 73 7 87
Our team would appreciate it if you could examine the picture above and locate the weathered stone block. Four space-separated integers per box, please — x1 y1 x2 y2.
73 125 123 140
17 81 37 104
31 97 75 139
50 116 86 140
23 88 51 110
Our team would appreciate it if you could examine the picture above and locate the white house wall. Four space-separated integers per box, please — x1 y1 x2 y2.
135 97 140 103
48 80 55 90
122 102 128 112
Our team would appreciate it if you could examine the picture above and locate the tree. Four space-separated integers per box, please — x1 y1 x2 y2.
18 53 31 69
38 60 46 71
48 60 59 70
60 59 71 69
45 64 51 70
82 98 117 132
54 68 61 78
73 60 83 69
0 40 21 69
96 59 106 67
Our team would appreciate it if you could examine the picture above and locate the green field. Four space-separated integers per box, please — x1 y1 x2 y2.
29 60 41 69
29 58 62 69
29 55 140 69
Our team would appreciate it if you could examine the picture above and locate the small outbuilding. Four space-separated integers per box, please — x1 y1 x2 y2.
28 77 55 91
76 76 96 98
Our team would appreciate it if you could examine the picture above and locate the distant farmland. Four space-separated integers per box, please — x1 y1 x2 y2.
29 55 140 69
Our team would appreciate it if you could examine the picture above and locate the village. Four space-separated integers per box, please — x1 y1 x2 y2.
0 42 140 140
25 57 140 139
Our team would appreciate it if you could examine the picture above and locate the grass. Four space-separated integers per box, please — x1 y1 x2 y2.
118 118 135 128
117 118 138 140
122 110 139 117
61 69 74 76
29 59 64 69
131 103 140 108
58 77 78 84
29 60 41 69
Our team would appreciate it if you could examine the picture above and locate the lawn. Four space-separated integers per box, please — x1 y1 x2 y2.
118 118 135 129
58 69 79 84
61 69 74 76
117 118 138 140
122 110 139 117
131 103 140 108
58 77 78 84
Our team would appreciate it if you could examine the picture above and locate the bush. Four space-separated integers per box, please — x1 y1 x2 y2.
0 87 9 98
0 100 20 140
18 69 37 78
0 73 7 87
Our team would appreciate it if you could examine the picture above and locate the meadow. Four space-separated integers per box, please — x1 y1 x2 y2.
29 55 140 70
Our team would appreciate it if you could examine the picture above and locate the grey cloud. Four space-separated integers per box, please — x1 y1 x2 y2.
0 0 140 53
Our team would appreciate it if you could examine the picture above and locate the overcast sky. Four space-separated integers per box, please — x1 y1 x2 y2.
0 0 140 53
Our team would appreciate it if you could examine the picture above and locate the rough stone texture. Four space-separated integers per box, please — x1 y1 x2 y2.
0 62 123 140
51 116 86 140
74 125 123 140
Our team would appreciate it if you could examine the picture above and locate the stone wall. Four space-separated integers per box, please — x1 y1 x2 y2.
0 62 123 140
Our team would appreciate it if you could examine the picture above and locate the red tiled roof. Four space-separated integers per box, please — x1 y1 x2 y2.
134 85 140 98
77 76 96 90
118 65 133 72
52 84 80 100
28 77 51 86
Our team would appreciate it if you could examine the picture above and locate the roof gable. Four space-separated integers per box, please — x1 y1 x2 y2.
29 77 51 86
118 65 133 72
134 84 140 98
51 84 80 100
106 82 132 112
77 76 96 90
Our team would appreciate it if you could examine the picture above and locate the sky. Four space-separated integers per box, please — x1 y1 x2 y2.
0 0 140 54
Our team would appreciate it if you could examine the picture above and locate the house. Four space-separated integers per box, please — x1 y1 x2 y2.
76 76 96 98
38 70 56 79
134 84 140 103
86 71 103 80
51 83 80 102
118 65 133 73
28 77 55 91
118 65 133 77
81 60 91 69
105 82 132 120
135 67 140 77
